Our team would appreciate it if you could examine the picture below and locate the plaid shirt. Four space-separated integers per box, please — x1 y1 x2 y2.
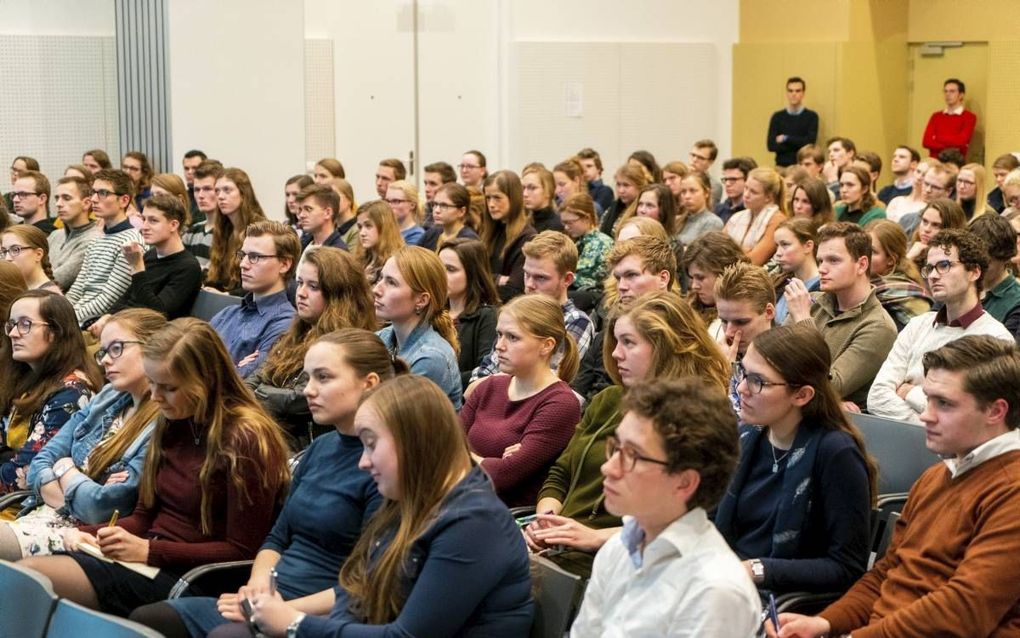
469 298 594 383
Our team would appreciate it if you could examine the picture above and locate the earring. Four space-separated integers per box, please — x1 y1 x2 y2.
414 306 423 315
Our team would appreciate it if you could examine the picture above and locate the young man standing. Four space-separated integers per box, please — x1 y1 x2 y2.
87 193 202 337
210 220 298 377
577 147 615 213
767 77 819 167
573 236 675 402
374 158 406 199
295 184 347 256
714 157 757 225
787 222 897 408
65 169 143 325
571 377 760 636
877 146 920 205
182 160 222 272
868 229 1013 423
714 262 777 417
468 231 594 383
773 336 1020 638
181 149 207 222
922 78 977 160
48 175 102 290
11 170 54 234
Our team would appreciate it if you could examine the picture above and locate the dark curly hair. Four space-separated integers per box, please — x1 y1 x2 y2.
928 228 990 294
621 376 738 511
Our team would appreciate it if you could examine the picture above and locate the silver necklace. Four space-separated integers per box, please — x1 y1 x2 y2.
770 442 790 473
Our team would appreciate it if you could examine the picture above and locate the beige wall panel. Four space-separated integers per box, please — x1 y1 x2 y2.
732 42 838 167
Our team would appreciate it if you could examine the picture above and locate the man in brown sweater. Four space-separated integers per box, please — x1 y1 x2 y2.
770 335 1020 638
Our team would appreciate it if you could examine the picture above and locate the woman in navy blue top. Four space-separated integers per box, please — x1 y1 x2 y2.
713 323 875 595
131 329 404 637
249 375 533 637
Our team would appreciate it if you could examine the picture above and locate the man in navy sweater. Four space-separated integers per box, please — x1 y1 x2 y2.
767 77 819 167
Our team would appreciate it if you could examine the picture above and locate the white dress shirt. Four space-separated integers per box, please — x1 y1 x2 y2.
571 508 761 637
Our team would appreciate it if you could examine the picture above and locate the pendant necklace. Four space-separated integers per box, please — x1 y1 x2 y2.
770 442 790 474
189 421 202 446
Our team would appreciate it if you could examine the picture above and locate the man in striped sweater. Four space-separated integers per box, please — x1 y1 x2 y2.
65 169 143 326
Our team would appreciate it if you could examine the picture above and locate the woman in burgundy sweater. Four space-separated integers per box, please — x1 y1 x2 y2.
460 294 581 506
21 318 291 618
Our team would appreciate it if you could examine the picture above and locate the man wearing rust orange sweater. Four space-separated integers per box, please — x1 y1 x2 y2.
771 334 1020 638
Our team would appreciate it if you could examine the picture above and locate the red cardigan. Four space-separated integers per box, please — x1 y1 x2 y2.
922 110 977 158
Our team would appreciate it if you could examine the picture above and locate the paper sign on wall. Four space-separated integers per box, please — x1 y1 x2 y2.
564 81 583 118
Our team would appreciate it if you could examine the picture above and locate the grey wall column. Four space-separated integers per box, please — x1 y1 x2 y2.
114 0 172 172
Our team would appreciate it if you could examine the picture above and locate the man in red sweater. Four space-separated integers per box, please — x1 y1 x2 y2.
922 78 977 160
770 335 1020 638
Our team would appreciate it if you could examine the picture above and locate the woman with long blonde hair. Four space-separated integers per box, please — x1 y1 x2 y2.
724 167 787 266
385 180 425 246
352 200 404 286
526 291 730 578
22 318 290 618
374 246 462 408
0 309 165 560
247 247 377 442
460 295 581 506
248 375 534 635
132 329 406 637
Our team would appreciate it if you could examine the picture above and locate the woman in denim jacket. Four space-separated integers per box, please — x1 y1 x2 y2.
0 309 166 560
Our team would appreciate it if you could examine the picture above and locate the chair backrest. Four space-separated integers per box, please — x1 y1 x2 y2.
852 412 940 495
46 599 163 638
190 289 241 321
0 560 58 638
529 554 586 638
868 510 901 569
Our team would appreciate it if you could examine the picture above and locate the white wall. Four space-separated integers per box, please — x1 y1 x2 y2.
0 0 114 36
506 0 739 174
304 0 738 197
167 0 305 220
0 0 118 181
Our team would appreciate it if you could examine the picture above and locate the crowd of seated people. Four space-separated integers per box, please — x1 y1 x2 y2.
3 133 1020 637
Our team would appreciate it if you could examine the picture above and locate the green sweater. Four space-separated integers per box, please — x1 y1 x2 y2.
835 202 886 227
537 385 624 577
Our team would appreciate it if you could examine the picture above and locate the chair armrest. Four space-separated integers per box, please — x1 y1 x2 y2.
168 560 254 599
0 490 31 510
775 590 842 615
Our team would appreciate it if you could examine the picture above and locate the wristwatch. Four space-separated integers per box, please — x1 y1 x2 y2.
286 612 306 638
750 559 765 585
53 461 73 479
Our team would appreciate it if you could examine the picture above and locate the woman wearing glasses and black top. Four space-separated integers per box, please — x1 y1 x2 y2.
713 323 874 596
0 291 101 495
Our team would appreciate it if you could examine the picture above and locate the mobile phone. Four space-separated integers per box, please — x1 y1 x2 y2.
269 568 278 595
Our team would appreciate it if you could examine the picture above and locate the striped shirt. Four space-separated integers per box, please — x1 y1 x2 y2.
65 219 143 323
182 219 214 272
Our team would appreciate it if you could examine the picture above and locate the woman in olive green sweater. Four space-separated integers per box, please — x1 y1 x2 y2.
523 291 730 578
